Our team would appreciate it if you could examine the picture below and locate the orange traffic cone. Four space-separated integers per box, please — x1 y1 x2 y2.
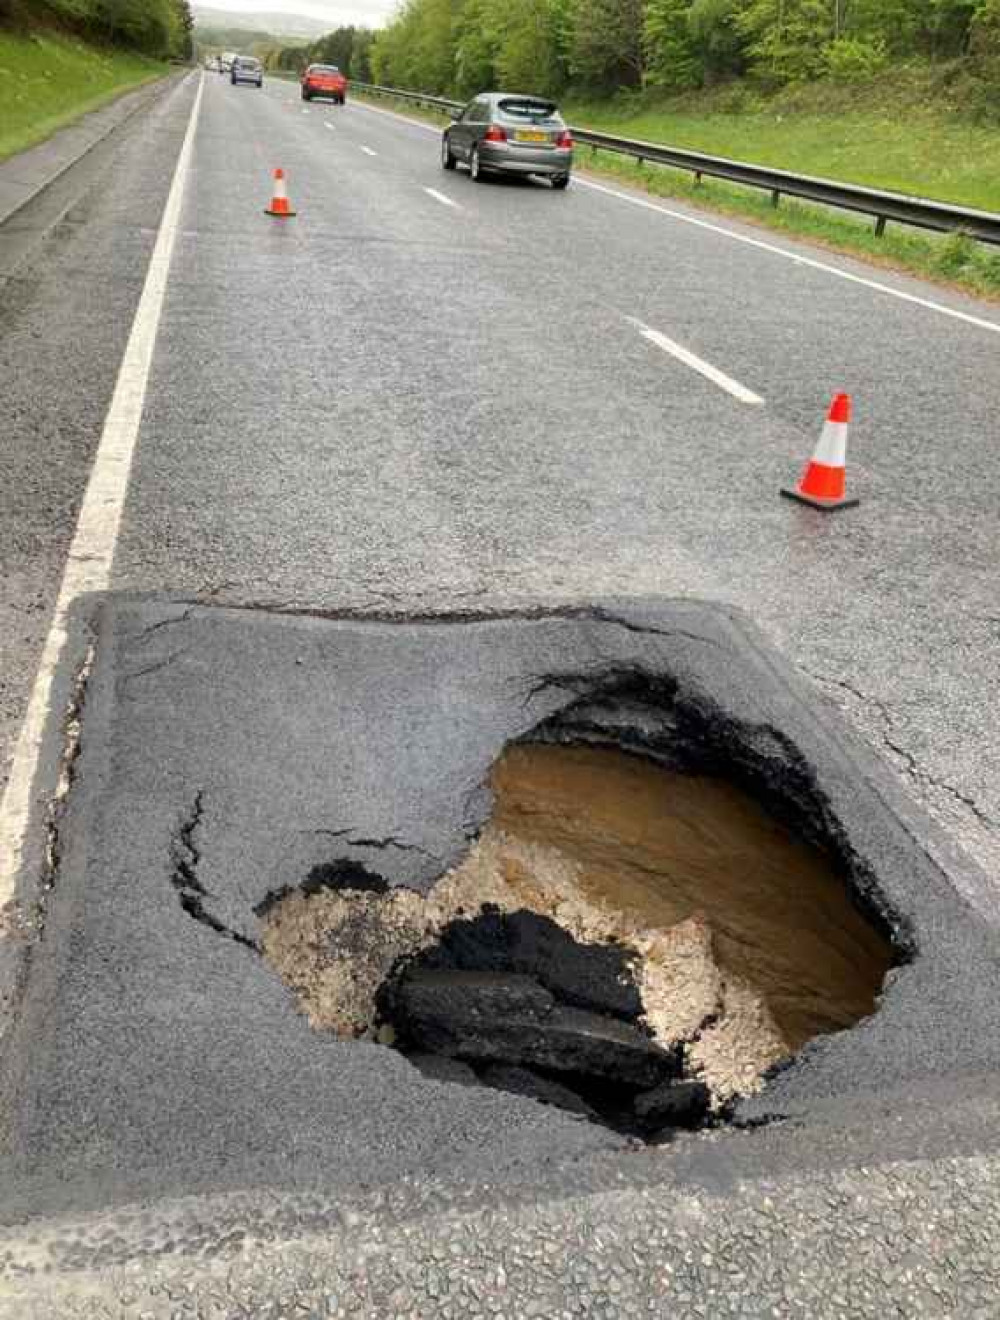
781 393 859 511
265 168 296 217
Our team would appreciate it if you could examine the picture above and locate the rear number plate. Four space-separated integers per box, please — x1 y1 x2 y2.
515 130 547 143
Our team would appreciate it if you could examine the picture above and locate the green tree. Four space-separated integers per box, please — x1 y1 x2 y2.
495 0 566 92
736 0 832 81
453 0 500 94
688 0 746 75
569 0 645 87
644 0 701 87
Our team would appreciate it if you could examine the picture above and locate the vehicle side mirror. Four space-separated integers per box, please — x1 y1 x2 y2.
449 109 461 121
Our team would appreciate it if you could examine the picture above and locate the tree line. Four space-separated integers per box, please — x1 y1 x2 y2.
262 26 375 82
363 0 1000 98
1 0 194 60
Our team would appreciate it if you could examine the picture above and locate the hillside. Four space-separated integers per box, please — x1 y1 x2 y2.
192 7 329 39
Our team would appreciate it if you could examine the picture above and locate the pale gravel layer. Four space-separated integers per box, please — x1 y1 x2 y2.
262 825 790 1101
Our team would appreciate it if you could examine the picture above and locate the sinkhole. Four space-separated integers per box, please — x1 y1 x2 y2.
261 743 895 1142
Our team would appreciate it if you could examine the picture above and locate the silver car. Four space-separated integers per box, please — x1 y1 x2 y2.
442 93 573 190
231 56 263 88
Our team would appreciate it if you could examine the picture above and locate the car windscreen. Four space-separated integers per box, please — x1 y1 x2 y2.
497 98 561 125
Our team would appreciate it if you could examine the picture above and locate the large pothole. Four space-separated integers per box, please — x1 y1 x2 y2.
261 744 894 1139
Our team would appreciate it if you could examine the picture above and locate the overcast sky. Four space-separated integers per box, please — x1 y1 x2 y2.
200 0 397 29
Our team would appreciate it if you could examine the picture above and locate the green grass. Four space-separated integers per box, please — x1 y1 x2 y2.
562 73 1000 213
0 31 166 162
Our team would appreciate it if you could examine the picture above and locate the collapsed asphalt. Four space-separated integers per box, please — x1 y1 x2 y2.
2 595 999 1242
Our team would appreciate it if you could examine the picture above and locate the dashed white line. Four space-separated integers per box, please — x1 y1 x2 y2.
423 187 461 210
350 97 1000 337
628 317 764 405
324 122 335 131
0 75 205 906
359 145 377 157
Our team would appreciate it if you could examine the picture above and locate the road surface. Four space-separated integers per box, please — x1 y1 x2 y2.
1 70 1000 1315
2 71 998 881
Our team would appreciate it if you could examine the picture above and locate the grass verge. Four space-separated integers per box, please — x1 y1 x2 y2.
0 30 166 162
353 89 1000 302
562 76 1000 213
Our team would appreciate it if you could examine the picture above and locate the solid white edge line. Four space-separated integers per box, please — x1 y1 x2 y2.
423 187 461 210
0 73 205 906
351 97 1000 338
630 318 764 405
578 177 1000 338
349 99 439 134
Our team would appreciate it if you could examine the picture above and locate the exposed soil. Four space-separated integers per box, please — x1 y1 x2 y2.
262 744 893 1117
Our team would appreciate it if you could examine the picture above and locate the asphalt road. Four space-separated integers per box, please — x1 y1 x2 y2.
2 70 999 880
2 69 1000 1312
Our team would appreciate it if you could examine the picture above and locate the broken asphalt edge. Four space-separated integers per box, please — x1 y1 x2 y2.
2 590 1000 1270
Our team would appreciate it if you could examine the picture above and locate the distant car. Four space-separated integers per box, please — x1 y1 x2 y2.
219 52 236 72
300 64 347 104
442 93 573 189
231 56 263 88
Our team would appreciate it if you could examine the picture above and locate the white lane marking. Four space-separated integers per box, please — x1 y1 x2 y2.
423 187 461 210
359 145 377 157
350 99 440 134
579 178 1000 337
301 109 310 115
324 122 335 131
0 75 204 906
351 97 1000 337
628 317 764 405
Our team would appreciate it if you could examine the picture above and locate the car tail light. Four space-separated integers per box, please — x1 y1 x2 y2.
556 130 573 149
483 125 507 143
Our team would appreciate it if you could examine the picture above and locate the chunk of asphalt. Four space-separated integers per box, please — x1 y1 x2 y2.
407 907 644 1021
633 1079 712 1131
394 969 679 1087
478 1064 599 1120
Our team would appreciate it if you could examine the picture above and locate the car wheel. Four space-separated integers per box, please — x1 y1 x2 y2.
301 90 310 101
441 134 456 170
469 145 484 182
552 174 571 191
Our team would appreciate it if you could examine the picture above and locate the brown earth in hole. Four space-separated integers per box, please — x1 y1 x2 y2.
261 744 892 1101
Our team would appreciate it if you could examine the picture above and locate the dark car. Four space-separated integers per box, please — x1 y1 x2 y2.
442 93 573 189
231 56 263 88
301 64 348 104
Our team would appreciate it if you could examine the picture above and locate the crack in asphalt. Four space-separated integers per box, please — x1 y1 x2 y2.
169 793 260 952
123 646 191 684
133 608 194 644
805 669 998 830
41 644 94 900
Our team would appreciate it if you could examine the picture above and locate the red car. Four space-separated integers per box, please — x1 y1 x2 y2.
301 64 348 104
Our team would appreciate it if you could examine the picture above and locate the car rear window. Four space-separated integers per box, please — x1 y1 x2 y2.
497 98 561 125
236 58 259 68
311 65 341 75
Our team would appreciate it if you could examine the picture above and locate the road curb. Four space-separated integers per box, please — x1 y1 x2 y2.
0 71 187 233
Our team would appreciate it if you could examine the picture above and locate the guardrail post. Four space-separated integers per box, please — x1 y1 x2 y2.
695 171 703 186
874 216 887 238
771 190 781 209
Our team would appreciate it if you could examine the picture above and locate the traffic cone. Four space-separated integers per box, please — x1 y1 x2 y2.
265 168 296 217
781 393 859 511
